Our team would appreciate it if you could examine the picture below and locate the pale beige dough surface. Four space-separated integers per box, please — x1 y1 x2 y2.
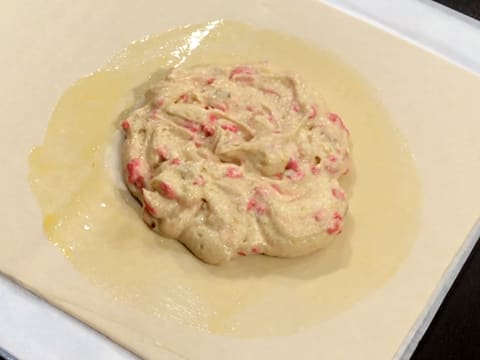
123 63 350 264
24 20 421 358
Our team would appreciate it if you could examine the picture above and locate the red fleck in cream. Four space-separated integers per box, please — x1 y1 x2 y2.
229 65 254 79
178 94 189 103
126 159 144 189
331 188 346 200
328 112 350 135
327 222 342 235
246 198 257 211
144 199 156 216
212 103 228 112
327 211 344 235
170 158 181 166
158 181 176 199
314 210 327 222
225 167 243 179
208 113 218 123
270 183 283 194
221 123 238 133
183 120 201 133
286 158 300 172
153 97 164 108
193 175 205 186
156 147 169 161
201 123 216 137
311 164 321 175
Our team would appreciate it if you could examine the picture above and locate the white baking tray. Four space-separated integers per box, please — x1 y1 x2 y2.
1 0 479 359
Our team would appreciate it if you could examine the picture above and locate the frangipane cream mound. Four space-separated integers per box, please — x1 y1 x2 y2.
122 63 350 264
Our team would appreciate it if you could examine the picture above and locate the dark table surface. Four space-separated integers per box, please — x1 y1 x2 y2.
1 2 479 360
434 0 480 18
